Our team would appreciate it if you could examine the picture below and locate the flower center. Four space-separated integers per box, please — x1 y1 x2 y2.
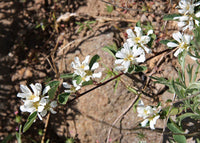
179 42 188 49
134 37 141 43
33 101 40 109
80 65 85 69
82 76 86 81
29 95 36 100
144 109 148 115
186 4 190 11
124 54 134 61
71 86 76 92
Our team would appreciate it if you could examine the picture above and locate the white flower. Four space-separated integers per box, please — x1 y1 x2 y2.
174 15 200 31
17 83 50 102
115 43 145 73
176 0 200 15
17 83 56 120
137 100 160 130
71 55 102 81
141 115 160 130
71 56 90 75
167 32 193 57
40 98 57 118
20 96 48 120
174 0 200 31
126 27 152 53
63 80 82 93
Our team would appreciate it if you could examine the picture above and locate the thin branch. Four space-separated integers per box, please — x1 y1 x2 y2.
106 95 139 143
159 93 176 143
67 72 124 104
41 113 51 143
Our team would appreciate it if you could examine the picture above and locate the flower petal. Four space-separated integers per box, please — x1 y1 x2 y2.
50 101 57 108
167 42 178 48
91 62 99 70
134 27 142 37
83 55 90 65
43 86 50 95
92 72 102 78
63 82 71 89
20 85 32 94
174 48 183 57
126 29 135 38
141 119 149 127
40 110 47 117
30 84 39 96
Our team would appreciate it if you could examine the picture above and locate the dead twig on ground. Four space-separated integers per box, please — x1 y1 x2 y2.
106 95 139 143
144 47 178 89
159 93 176 143
100 0 168 16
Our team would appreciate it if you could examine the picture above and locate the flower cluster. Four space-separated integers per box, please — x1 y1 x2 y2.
63 55 102 93
115 26 153 73
167 32 193 57
168 0 198 59
17 83 57 120
137 100 160 130
174 0 200 31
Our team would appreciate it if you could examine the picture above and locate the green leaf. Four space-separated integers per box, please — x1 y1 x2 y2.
127 86 137 94
172 80 183 98
186 64 193 83
128 65 147 73
66 138 75 143
102 44 117 58
82 80 93 86
75 22 83 25
60 73 74 79
178 113 200 125
193 63 200 82
167 119 186 143
77 25 84 33
136 21 141 27
58 92 70 104
114 77 120 93
46 139 50 143
159 40 171 45
132 98 140 113
47 81 60 99
169 107 179 116
15 115 21 123
48 85 59 99
163 14 181 21
106 5 114 13
23 111 37 133
47 81 60 88
89 54 100 69
73 75 82 84
134 65 147 72
86 20 96 24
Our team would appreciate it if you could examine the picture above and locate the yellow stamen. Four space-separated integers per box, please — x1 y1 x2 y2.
33 101 40 109
134 37 141 43
29 95 36 100
124 55 134 61
80 65 85 69
179 42 188 49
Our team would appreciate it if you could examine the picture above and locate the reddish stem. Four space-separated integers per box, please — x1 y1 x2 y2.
67 72 124 104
